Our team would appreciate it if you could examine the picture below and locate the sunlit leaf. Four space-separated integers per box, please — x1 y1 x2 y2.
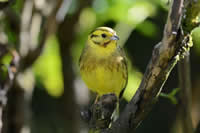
0 53 12 65
33 35 64 98
0 65 8 83
78 8 96 32
126 1 156 26
0 0 8 2
192 27 200 54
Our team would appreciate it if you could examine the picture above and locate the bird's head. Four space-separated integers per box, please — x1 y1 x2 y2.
88 27 119 48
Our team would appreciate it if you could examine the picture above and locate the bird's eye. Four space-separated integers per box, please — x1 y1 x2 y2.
101 33 107 38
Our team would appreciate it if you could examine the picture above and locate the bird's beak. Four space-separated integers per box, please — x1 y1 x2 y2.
110 35 119 40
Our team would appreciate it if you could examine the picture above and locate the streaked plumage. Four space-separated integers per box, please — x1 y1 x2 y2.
79 27 128 98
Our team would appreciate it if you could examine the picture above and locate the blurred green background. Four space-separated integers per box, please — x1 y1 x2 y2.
0 0 200 133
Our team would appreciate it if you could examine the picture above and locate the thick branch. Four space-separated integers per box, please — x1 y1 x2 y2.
57 0 93 132
104 0 185 132
89 94 117 131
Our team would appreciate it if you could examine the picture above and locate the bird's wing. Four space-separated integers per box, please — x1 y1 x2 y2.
79 44 88 66
117 46 128 99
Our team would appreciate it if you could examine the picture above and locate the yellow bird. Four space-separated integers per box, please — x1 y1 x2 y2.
79 27 128 101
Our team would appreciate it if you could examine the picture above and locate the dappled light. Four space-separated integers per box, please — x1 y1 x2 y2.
0 0 200 133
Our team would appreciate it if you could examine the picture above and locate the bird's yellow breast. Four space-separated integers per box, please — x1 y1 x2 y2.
80 53 127 97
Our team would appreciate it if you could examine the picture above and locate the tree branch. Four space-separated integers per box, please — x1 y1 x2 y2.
100 0 194 132
0 45 20 133
88 94 117 132
57 0 93 132
1 1 64 133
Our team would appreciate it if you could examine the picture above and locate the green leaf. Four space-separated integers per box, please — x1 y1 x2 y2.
0 0 8 2
33 35 64 98
192 27 200 54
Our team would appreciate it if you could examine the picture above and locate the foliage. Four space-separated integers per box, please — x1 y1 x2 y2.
33 35 64 97
0 0 200 133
